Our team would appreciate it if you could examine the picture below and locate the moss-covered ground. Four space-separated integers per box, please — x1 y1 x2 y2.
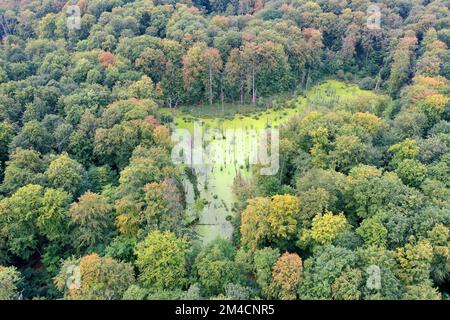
164 80 386 242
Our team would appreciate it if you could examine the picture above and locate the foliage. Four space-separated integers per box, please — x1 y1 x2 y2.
45 153 87 197
68 192 115 254
135 230 189 291
54 254 134 300
194 238 241 296
308 211 350 245
253 247 280 298
299 245 358 300
0 0 448 300
269 252 303 300
0 266 22 300
331 269 363 300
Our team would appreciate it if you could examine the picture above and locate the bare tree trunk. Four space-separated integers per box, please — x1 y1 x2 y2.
252 66 256 103
239 73 243 104
239 71 244 104
375 70 382 90
305 68 311 91
220 74 224 114
208 60 213 105
301 70 306 92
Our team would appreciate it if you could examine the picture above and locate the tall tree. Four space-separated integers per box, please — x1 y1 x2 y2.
269 252 303 300
387 31 418 95
135 230 189 291
54 253 134 300
68 192 115 253
0 266 22 300
182 43 223 104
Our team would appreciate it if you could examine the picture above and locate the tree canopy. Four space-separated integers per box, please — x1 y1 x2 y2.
0 0 448 301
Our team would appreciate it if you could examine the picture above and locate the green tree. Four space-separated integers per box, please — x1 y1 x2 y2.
223 283 252 300
356 214 388 247
122 285 148 300
269 252 303 300
308 211 350 245
127 76 156 100
347 172 420 220
417 93 448 125
298 188 330 228
68 192 115 253
94 121 156 170
253 247 280 298
37 188 71 242
426 224 450 284
403 281 442 300
182 43 223 104
45 153 87 197
2 148 45 195
395 159 427 188
357 246 404 300
143 179 185 235
118 155 164 200
135 230 189 291
299 245 358 299
240 197 271 252
0 184 43 259
0 266 22 300
10 121 52 154
387 32 417 95
268 195 301 243
55 253 134 300
395 240 434 285
0 121 14 164
388 139 420 167
330 135 367 173
331 269 363 300
135 47 167 83
194 238 241 296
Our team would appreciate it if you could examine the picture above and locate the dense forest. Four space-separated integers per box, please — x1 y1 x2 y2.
0 0 449 300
